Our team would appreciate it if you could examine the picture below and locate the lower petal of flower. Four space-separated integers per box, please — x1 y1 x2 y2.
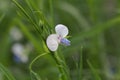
60 38 70 46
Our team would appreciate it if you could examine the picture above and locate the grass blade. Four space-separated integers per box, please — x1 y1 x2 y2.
12 0 43 36
58 1 90 31
12 0 36 26
87 60 101 80
79 46 83 80
0 64 16 80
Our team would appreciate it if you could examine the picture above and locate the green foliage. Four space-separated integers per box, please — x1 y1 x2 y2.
0 0 120 80
87 60 101 80
0 64 15 80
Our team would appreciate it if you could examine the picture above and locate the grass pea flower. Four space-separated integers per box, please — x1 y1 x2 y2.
46 24 70 51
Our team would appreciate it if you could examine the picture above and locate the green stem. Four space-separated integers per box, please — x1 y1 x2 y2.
29 52 48 73
79 46 83 80
29 53 48 80
49 0 54 27
52 51 68 80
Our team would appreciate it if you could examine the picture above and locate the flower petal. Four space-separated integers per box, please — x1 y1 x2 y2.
60 38 70 46
55 24 68 37
46 34 59 51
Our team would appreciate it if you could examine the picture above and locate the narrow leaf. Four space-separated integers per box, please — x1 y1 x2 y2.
87 60 101 80
0 64 16 80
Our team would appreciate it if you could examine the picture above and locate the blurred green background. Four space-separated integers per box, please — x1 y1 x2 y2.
0 0 120 80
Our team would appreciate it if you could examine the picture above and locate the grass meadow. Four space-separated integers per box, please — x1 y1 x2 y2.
0 0 120 80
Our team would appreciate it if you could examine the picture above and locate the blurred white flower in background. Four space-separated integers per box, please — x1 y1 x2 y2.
10 27 23 41
46 24 70 51
12 43 29 63
10 27 34 63
12 43 33 63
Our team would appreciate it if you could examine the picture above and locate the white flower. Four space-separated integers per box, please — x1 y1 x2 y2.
10 27 23 41
46 24 70 51
12 43 28 63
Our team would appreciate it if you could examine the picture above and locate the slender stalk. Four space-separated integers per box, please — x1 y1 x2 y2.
49 0 54 27
52 51 68 80
29 53 48 80
87 60 101 80
29 53 48 71
49 1 68 79
79 46 83 80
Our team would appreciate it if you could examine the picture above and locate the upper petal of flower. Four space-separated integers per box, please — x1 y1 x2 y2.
55 24 68 38
46 34 59 51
